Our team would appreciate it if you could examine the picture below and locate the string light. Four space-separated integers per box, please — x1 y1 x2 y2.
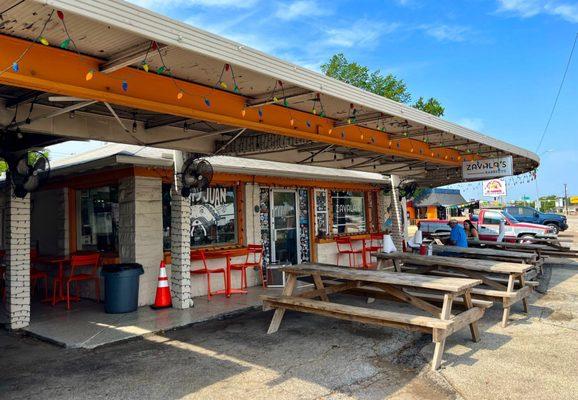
12 62 18 72
60 38 71 49
142 63 149 72
204 97 211 107
57 10 64 20
121 80 128 92
290 118 295 127
85 69 94 81
177 90 184 100
39 37 49 46
156 65 166 74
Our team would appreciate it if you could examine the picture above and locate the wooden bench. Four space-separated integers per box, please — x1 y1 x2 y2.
468 239 578 259
261 263 487 370
376 252 535 327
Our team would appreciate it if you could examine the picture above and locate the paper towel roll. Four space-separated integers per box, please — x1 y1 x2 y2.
382 234 397 253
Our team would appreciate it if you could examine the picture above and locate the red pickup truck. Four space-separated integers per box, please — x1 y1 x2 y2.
419 209 554 241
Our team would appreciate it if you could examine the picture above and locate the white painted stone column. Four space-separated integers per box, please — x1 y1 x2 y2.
118 176 164 306
389 175 405 251
3 187 31 329
170 186 192 309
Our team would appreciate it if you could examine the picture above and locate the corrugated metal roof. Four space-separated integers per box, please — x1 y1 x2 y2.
8 0 539 170
415 190 467 207
52 143 389 184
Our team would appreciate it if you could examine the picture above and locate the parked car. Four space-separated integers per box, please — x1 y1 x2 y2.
419 208 554 241
504 206 568 234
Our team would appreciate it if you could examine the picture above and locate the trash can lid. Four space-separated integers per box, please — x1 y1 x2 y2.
101 263 144 276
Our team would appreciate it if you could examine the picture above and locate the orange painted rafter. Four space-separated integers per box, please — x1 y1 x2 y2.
0 35 469 165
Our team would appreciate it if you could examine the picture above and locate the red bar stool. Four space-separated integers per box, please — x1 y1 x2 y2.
30 248 49 300
64 253 101 310
335 237 363 268
365 233 383 268
190 249 226 299
230 244 265 289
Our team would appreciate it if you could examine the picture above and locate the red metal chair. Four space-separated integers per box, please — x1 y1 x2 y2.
30 249 49 300
190 250 226 299
64 253 101 310
365 233 383 268
335 237 363 268
230 245 265 289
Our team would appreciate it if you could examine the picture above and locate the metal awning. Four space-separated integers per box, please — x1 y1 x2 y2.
0 0 539 186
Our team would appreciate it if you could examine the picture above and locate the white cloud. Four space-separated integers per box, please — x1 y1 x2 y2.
496 0 578 23
421 24 470 42
323 20 399 48
456 117 485 132
274 1 329 21
128 0 260 10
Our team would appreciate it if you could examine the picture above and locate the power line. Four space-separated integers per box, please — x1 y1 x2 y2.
536 33 578 152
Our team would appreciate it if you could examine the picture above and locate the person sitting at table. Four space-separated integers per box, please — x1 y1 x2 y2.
463 220 479 240
447 219 468 248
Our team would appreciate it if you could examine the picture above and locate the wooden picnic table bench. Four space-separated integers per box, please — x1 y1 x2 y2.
376 252 535 327
468 239 578 258
431 245 543 267
261 263 487 370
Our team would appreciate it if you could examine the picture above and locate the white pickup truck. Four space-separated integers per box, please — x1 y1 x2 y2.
419 209 554 241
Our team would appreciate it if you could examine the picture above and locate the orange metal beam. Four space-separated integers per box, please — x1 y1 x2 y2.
0 34 468 165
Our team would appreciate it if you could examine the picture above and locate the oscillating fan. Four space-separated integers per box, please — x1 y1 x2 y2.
10 151 50 198
180 157 214 198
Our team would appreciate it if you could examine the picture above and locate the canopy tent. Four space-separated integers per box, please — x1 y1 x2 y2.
0 0 539 188
414 189 468 207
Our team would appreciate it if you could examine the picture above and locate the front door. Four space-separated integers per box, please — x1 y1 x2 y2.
270 190 299 265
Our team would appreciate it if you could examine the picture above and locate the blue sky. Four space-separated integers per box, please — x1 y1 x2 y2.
50 0 578 200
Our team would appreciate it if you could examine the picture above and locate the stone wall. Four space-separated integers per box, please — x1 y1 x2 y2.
118 177 164 306
2 187 31 329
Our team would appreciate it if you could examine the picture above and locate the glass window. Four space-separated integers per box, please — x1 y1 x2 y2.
190 186 237 247
331 191 366 234
483 211 504 225
78 186 119 252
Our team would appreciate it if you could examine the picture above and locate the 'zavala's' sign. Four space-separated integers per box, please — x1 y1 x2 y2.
462 156 513 180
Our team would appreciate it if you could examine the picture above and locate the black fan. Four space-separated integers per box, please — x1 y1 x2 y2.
180 157 213 198
398 181 418 200
9 151 50 198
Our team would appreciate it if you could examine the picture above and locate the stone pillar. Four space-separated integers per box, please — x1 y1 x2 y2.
119 176 164 306
389 175 405 251
3 187 31 329
170 187 192 309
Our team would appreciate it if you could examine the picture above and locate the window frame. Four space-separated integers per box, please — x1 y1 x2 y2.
330 190 368 236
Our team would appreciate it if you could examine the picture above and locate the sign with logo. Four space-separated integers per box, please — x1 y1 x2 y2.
462 156 513 180
483 179 507 197
570 196 578 205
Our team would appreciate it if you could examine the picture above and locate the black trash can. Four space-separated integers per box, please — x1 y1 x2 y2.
101 263 144 314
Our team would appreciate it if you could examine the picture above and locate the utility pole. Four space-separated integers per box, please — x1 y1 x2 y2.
564 183 569 215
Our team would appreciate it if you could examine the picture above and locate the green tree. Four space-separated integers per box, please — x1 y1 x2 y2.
412 97 445 117
0 150 50 174
321 53 445 116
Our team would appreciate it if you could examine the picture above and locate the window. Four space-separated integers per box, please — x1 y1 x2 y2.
416 207 428 219
482 211 504 225
78 186 119 252
190 186 237 247
314 189 328 237
331 191 366 234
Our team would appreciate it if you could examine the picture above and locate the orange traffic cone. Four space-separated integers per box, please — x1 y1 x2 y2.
151 261 172 309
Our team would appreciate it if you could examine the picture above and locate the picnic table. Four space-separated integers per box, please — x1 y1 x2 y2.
431 245 543 267
468 239 578 258
376 252 535 327
261 263 487 370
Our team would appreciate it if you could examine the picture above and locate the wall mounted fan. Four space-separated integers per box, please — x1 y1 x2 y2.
9 151 50 198
180 157 214 198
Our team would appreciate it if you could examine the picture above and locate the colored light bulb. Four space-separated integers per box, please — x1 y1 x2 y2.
290 118 294 126
85 69 94 81
177 90 184 100
60 38 71 49
57 10 64 20
306 120 311 128
241 108 246 117
142 63 149 72
219 81 227 89
258 108 263 118
283 99 288 107
156 65 166 74
204 98 211 107
312 108 316 115
273 96 279 103
233 85 239 93
39 37 49 46
328 128 333 135
121 80 128 92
